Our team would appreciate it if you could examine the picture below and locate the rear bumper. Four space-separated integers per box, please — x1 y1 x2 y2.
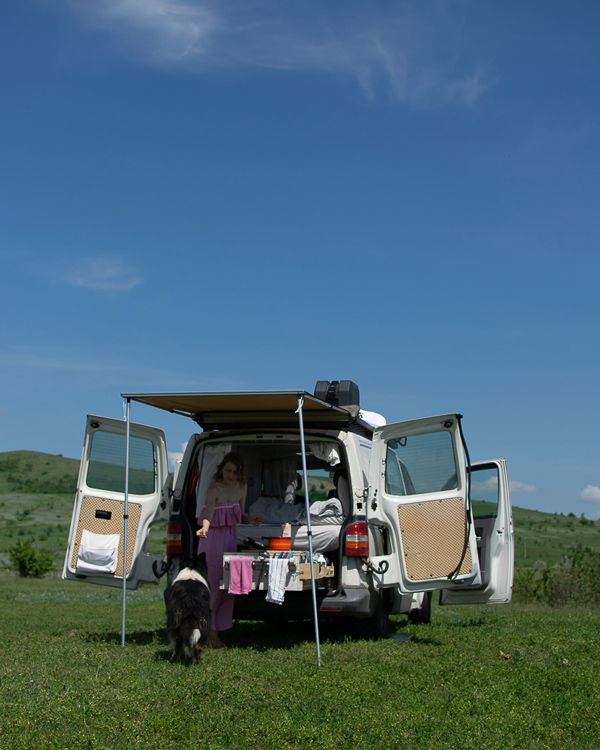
319 586 378 618
232 585 377 621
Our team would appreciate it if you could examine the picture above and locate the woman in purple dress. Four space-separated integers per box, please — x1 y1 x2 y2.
196 452 262 648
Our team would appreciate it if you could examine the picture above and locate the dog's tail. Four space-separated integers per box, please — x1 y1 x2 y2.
180 620 203 650
188 624 206 664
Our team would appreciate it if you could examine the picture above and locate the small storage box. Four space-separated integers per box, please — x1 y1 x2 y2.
298 563 335 581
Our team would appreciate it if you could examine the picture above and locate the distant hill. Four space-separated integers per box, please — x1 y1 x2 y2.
0 450 79 495
0 450 599 570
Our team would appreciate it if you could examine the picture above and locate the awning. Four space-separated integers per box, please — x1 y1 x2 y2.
120 390 357 430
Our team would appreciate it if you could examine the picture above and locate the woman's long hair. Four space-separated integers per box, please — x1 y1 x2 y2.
213 452 246 484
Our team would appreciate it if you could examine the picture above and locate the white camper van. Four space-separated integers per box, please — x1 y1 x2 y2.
63 380 514 638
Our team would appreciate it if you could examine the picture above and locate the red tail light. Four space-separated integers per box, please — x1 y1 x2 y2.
166 522 182 555
345 521 369 556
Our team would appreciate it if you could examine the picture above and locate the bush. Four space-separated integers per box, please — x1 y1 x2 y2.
513 566 544 603
513 545 600 607
542 545 600 606
8 540 53 577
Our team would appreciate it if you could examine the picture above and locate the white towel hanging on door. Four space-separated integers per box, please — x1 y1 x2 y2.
77 529 120 574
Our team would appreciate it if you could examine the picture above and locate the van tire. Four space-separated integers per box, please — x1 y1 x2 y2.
408 591 432 625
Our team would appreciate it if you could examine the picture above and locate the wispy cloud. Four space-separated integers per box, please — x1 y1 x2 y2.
66 0 494 106
510 481 537 494
75 0 220 61
580 485 600 503
51 255 143 292
470 476 537 496
471 475 498 494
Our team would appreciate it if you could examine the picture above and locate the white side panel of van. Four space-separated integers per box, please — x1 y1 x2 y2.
367 414 482 594
62 415 169 589
440 459 514 605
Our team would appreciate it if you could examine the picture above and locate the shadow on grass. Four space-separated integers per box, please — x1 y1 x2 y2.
78 616 431 653
222 617 425 651
405 634 442 646
181 619 317 652
82 627 169 647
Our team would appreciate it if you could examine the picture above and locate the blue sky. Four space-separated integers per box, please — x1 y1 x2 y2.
1 0 599 518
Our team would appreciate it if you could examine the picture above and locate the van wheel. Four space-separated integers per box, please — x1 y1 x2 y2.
356 597 389 640
408 591 432 625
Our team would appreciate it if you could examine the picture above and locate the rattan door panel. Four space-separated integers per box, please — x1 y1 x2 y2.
397 497 472 580
69 495 142 577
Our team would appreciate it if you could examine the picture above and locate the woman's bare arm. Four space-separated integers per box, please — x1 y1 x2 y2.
196 483 218 538
240 485 263 526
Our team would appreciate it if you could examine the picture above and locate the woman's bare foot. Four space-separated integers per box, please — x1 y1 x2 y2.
207 631 230 649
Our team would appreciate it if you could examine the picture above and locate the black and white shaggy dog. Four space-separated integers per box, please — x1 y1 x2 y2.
165 553 211 664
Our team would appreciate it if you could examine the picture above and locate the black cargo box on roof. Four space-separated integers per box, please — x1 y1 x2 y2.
314 380 360 409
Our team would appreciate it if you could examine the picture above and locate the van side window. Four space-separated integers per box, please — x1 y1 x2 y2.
385 430 458 496
86 430 156 495
469 464 499 514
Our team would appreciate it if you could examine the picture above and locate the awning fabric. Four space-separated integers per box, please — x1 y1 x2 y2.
120 390 356 430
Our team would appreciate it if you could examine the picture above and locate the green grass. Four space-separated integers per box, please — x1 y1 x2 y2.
2 452 600 748
1 573 599 750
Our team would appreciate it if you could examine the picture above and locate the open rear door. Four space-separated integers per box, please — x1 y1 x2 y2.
367 414 482 594
63 415 169 589
440 459 513 604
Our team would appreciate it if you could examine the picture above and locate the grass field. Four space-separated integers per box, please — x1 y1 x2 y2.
1 451 600 748
1 573 599 750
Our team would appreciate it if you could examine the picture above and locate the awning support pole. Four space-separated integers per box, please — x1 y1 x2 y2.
297 395 321 668
121 398 131 649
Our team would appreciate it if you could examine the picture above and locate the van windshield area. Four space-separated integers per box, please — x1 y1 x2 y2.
385 430 458 497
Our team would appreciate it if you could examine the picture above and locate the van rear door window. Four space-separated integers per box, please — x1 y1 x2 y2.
86 430 156 495
385 430 458 496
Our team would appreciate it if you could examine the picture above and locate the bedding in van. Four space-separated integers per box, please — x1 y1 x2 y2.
237 496 344 554
247 496 344 525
